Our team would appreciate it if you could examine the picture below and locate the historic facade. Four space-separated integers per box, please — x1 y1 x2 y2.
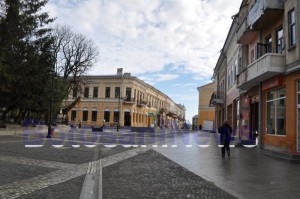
212 0 300 152
62 69 185 129
197 82 215 131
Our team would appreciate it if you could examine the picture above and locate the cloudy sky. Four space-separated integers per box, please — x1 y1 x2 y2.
45 0 241 122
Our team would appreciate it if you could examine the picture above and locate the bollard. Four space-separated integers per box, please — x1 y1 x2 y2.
51 128 55 137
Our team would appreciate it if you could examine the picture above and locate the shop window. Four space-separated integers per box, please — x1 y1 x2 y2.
266 88 286 135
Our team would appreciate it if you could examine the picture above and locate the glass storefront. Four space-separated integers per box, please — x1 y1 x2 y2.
266 88 286 135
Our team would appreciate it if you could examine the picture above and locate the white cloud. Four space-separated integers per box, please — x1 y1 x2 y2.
45 0 241 78
139 73 179 85
173 83 198 88
44 0 241 122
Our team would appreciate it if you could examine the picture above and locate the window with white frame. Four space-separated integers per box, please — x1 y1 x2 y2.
266 88 286 135
234 59 238 79
228 68 231 88
231 65 234 84
288 9 296 47
276 26 284 53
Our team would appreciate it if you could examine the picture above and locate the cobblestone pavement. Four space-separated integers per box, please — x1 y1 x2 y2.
103 149 237 199
0 129 237 198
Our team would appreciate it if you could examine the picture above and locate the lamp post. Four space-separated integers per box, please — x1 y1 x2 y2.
47 69 54 138
117 74 124 132
117 93 120 132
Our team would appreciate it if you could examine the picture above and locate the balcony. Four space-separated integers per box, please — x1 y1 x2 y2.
159 108 167 113
209 92 225 107
237 53 285 90
123 97 135 105
236 18 259 44
237 70 247 88
248 0 283 30
137 100 147 107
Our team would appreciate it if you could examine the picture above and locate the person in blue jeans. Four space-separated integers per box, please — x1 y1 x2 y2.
218 120 232 157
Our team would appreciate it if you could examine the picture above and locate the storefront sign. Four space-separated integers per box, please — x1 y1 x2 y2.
262 76 283 91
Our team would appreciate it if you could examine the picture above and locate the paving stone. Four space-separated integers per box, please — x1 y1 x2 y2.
0 161 57 186
0 138 134 164
19 175 85 199
103 149 237 199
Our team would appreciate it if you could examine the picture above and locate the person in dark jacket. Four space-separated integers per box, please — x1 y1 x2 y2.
218 120 232 157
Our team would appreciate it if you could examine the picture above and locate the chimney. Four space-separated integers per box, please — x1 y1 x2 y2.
117 68 123 76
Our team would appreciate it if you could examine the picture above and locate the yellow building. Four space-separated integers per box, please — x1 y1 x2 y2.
197 82 215 130
62 69 185 128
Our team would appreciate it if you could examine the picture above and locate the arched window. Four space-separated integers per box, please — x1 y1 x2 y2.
71 108 77 121
104 108 110 122
82 107 88 121
92 108 97 122
113 108 119 122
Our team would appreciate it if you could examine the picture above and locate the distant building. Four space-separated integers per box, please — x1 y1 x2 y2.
192 115 198 130
197 82 215 131
62 69 185 128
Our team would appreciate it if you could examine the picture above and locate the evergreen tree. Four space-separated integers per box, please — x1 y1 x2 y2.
0 0 55 122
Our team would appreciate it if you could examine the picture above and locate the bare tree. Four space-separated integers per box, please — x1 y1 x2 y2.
52 25 99 83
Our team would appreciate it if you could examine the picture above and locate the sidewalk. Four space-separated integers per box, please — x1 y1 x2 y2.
154 131 300 199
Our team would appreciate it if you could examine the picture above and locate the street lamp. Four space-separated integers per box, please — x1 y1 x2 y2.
117 93 120 132
117 74 124 132
47 69 55 138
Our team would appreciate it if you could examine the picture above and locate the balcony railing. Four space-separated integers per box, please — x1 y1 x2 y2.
137 100 147 107
237 70 247 88
238 53 285 90
123 97 135 104
248 0 283 29
209 92 225 107
236 17 259 44
159 108 167 113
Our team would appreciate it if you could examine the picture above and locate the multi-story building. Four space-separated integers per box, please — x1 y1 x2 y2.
211 17 241 139
197 82 215 131
213 0 300 153
62 69 185 129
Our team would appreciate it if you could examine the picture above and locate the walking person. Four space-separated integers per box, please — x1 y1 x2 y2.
218 120 232 157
